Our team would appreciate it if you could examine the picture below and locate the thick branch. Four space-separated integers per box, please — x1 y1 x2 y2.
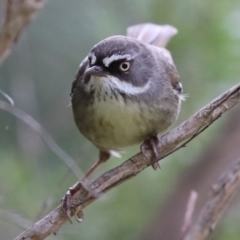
13 83 240 240
183 159 240 240
138 104 240 240
0 0 47 65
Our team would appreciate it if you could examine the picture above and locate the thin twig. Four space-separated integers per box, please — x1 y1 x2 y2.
0 100 82 178
0 88 15 105
183 159 240 240
13 83 240 240
0 209 32 230
179 191 198 240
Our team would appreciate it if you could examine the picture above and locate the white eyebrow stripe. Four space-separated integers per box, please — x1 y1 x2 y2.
89 52 97 65
103 54 132 67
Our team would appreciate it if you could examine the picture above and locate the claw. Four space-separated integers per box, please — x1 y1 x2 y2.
141 135 161 170
75 206 84 222
61 181 87 223
61 191 73 223
61 179 98 223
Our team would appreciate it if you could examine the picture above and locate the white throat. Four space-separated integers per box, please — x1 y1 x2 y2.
84 75 150 96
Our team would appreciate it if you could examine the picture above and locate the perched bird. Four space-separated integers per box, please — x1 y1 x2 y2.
71 23 183 179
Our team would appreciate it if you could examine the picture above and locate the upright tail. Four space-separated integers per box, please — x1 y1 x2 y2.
126 23 178 48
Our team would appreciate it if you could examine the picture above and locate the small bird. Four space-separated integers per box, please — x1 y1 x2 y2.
71 23 183 179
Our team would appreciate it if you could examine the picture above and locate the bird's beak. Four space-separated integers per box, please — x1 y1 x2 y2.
85 65 106 77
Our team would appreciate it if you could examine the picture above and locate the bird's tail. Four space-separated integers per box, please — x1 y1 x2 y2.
127 23 178 48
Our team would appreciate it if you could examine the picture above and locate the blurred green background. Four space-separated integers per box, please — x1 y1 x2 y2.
1 0 240 239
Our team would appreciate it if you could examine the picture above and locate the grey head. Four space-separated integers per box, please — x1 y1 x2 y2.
71 23 183 99
84 36 156 89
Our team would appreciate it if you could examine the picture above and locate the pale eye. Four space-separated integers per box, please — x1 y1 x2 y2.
119 61 131 72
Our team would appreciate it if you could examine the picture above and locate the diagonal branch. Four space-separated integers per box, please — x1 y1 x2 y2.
0 0 47 65
138 103 240 240
13 83 240 240
183 159 240 240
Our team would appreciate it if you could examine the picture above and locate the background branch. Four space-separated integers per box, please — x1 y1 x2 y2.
183 159 240 240
0 0 47 65
14 83 240 240
0 99 82 177
180 191 198 240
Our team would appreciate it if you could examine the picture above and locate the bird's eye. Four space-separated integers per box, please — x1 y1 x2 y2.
119 61 131 72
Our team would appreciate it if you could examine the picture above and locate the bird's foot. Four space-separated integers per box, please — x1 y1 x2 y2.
75 205 84 222
61 181 84 223
61 151 110 222
141 135 161 170
61 179 96 223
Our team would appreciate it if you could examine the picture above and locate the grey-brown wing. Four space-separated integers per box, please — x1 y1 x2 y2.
70 57 88 97
127 23 177 48
166 63 183 94
156 47 182 94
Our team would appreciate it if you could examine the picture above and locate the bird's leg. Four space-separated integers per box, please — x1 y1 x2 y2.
82 151 110 181
141 135 161 170
61 151 110 221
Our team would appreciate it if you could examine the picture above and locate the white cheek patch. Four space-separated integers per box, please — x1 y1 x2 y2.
103 54 132 67
84 75 150 96
89 52 97 65
106 76 150 95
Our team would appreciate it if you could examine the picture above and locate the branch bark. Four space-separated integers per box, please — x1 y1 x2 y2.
138 103 240 240
183 159 240 240
0 0 47 65
13 83 240 240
